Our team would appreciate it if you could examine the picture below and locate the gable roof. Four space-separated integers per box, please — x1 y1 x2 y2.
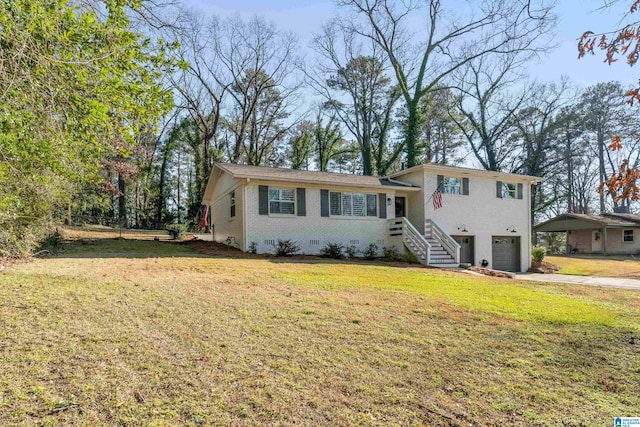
534 213 640 232
388 163 541 183
214 163 421 190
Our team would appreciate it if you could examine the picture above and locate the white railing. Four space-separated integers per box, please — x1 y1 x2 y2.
388 217 431 265
425 219 460 263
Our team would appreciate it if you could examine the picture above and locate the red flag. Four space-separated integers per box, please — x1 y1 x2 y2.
199 205 208 227
432 189 443 210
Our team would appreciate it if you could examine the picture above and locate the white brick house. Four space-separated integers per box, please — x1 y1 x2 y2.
202 163 540 272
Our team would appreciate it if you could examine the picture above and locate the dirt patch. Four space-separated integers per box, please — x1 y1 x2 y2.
181 239 254 258
0 256 35 271
467 266 515 278
527 260 560 274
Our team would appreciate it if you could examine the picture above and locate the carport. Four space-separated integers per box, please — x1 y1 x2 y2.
534 213 640 255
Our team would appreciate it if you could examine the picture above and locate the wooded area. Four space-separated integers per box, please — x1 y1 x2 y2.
2 0 640 256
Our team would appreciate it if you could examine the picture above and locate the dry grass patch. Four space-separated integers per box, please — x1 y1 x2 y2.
548 255 640 279
62 225 172 241
0 235 639 426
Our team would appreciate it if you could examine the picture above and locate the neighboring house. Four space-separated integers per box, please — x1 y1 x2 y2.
534 213 640 255
202 163 540 272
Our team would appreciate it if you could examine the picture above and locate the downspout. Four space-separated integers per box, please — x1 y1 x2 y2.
527 181 533 272
243 178 250 252
603 227 608 255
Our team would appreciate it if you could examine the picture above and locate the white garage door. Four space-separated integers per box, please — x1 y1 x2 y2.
492 236 520 272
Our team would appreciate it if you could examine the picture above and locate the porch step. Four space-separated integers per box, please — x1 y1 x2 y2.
430 263 460 269
430 257 456 264
430 248 449 255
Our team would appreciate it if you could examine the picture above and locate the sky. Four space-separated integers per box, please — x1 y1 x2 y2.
184 0 639 88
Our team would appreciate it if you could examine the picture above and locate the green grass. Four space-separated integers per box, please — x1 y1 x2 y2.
1 234 639 425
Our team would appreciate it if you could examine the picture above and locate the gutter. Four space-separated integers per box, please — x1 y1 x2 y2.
228 174 422 191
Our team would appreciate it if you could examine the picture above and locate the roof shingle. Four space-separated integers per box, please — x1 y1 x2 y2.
215 163 419 189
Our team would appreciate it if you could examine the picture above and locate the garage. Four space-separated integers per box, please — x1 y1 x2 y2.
492 236 520 272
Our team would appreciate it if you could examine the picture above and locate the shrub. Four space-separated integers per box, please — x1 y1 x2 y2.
273 239 299 257
401 251 420 264
320 242 345 259
532 246 546 263
166 223 187 239
382 246 401 261
38 229 63 254
0 219 56 258
345 245 358 258
248 241 258 254
363 243 379 260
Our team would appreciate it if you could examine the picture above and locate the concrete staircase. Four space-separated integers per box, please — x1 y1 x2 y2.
425 237 458 268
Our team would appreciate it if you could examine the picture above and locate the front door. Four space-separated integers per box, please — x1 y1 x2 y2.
592 230 602 252
453 236 474 265
395 197 406 218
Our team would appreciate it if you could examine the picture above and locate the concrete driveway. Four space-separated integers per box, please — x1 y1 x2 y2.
516 273 640 290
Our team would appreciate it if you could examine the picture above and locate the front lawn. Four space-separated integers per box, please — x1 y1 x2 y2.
1 233 639 425
547 254 640 279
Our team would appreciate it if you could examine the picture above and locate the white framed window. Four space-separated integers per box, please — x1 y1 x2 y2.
442 177 461 194
502 183 517 199
230 191 236 217
330 192 377 217
624 229 634 243
268 188 295 215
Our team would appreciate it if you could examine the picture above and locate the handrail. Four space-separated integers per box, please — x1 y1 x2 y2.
425 219 460 263
388 217 431 265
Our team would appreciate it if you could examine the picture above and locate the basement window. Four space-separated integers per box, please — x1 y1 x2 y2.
624 229 634 243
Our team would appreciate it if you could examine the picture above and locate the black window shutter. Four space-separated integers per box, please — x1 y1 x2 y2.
462 177 469 196
437 175 444 190
320 189 329 217
296 188 306 216
259 185 268 215
496 181 503 198
517 183 523 200
378 193 387 219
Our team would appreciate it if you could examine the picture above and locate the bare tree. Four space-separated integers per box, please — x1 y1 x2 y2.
168 9 228 201
576 81 640 212
211 16 302 165
451 54 533 171
337 0 556 167
310 21 401 175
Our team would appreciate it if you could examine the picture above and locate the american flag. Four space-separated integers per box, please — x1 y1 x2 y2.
198 204 208 227
432 189 443 210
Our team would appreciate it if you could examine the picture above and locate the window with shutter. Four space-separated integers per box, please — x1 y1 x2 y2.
268 188 295 215
501 183 517 199
442 177 461 194
329 192 377 217
330 192 342 216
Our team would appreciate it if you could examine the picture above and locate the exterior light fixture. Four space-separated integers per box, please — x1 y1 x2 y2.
457 224 468 232
506 225 517 233
387 197 392 205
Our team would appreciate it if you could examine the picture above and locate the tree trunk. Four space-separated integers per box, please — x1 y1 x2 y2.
405 101 422 167
598 130 606 213
566 134 574 213
118 173 126 226
361 138 373 176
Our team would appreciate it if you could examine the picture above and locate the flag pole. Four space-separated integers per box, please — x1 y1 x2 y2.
425 179 445 205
